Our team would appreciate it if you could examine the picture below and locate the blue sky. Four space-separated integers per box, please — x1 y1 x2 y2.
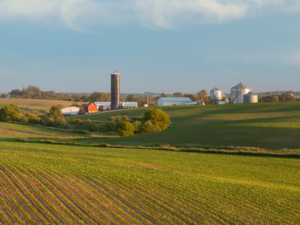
0 0 300 94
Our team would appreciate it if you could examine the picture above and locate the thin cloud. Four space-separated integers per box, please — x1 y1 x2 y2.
0 0 299 30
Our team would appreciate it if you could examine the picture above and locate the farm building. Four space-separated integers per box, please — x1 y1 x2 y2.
121 102 138 108
94 102 111 111
158 97 192 106
82 102 98 113
61 106 81 116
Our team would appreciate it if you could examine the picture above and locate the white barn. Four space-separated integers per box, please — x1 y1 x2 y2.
61 106 80 116
158 97 192 106
121 102 138 109
94 102 111 110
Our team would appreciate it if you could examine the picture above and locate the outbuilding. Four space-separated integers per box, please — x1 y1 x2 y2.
94 102 111 111
158 97 192 106
61 106 81 116
121 102 138 108
82 102 98 113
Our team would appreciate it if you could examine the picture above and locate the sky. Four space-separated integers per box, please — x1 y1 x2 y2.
0 0 300 94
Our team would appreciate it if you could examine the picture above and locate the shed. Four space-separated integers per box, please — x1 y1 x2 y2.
121 102 138 108
158 97 192 106
82 102 98 113
94 102 111 111
61 106 80 116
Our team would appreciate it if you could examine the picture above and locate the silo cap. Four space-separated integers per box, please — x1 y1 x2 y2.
112 70 120 74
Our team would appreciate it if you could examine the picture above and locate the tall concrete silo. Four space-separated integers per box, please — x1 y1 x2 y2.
111 70 120 110
210 88 222 101
243 92 258 103
231 82 251 104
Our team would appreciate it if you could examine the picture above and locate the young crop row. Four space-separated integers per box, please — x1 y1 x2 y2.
0 146 299 225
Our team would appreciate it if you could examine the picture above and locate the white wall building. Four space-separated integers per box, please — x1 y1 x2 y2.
94 102 111 110
94 102 138 110
61 106 80 116
158 97 192 106
121 102 138 108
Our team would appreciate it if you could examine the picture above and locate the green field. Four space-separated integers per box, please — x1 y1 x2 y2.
75 102 300 149
0 141 299 224
0 100 300 224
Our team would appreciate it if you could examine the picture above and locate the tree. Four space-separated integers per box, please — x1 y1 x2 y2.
49 105 63 120
279 93 294 102
160 93 168 97
173 92 184 97
259 96 279 103
116 121 135 136
90 92 111 102
126 94 138 102
143 109 171 131
9 104 20 113
141 120 161 134
0 106 19 121
1 94 5 98
80 95 90 102
196 90 208 100
184 94 197 101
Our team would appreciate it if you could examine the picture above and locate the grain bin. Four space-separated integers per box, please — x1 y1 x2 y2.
243 92 258 103
231 82 251 104
210 88 222 101
111 70 120 110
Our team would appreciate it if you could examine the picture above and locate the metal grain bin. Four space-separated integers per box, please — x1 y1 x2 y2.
111 70 120 110
210 87 222 101
231 82 251 104
243 92 258 103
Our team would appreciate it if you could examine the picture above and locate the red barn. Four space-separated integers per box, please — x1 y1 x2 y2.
82 102 98 113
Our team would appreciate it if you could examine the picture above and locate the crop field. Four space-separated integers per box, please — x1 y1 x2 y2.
75 102 300 149
0 141 299 224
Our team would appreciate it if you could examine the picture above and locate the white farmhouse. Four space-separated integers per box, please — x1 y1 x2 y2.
61 106 81 116
158 97 192 106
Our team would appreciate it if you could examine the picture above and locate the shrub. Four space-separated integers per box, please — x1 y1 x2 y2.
143 109 171 130
53 118 66 128
19 116 28 123
27 114 42 124
0 106 19 121
132 116 142 122
42 118 54 126
64 123 71 129
79 121 85 126
49 105 63 120
108 116 116 122
122 115 129 121
9 104 20 113
133 121 142 134
105 121 116 132
98 125 106 133
141 120 161 134
115 116 123 123
87 122 97 132
66 118 70 123
116 121 135 136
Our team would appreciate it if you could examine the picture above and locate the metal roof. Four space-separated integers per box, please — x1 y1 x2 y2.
211 87 221 91
159 97 192 102
94 102 111 105
231 82 250 90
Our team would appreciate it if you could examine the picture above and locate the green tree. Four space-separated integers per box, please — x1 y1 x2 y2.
0 106 19 121
116 121 135 136
105 121 116 132
126 94 138 102
133 121 142 134
1 94 5 98
184 94 197 101
197 90 208 100
49 105 63 120
90 92 111 102
141 120 161 134
173 92 184 97
143 109 171 131
9 104 20 113
160 93 168 97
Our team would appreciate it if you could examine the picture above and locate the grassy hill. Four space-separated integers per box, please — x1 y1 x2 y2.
0 141 298 224
75 102 300 149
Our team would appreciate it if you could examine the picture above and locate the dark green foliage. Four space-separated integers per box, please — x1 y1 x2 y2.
143 109 171 131
49 105 63 120
260 95 279 102
105 121 116 132
0 106 20 121
87 122 97 132
53 118 67 128
115 116 123 123
71 118 82 124
98 125 106 133
65 118 70 123
132 116 142 122
90 92 111 102
108 116 116 122
116 121 135 136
